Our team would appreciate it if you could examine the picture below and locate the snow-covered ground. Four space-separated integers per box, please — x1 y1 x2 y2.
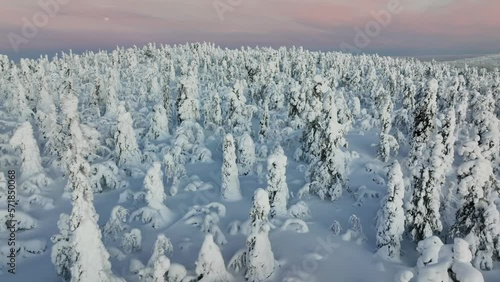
445 53 500 70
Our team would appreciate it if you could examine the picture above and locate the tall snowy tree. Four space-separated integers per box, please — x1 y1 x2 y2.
454 75 469 130
147 234 173 267
376 86 399 162
195 234 232 282
237 133 256 176
51 214 72 281
287 80 306 128
437 109 457 222
121 228 142 254
36 78 62 157
115 103 142 167
9 66 32 121
221 134 242 201
472 93 499 170
375 161 405 262
406 78 443 241
259 99 270 142
245 188 275 281
438 109 457 174
204 90 223 129
176 70 200 124
451 140 500 270
9 122 45 182
63 121 123 282
104 70 119 117
152 255 170 282
103 205 129 241
59 93 100 172
89 75 104 117
408 79 438 167
224 80 253 135
406 139 444 241
306 87 348 201
130 162 173 228
267 146 289 217
146 103 170 141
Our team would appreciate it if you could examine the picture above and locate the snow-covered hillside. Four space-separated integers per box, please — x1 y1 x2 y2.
446 53 500 70
0 43 499 282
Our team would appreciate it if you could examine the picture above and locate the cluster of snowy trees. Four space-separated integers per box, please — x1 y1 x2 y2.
373 67 499 279
0 43 498 281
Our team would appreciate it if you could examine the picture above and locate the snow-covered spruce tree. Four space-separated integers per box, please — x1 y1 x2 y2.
152 255 170 282
36 78 62 157
266 78 285 110
89 76 104 117
473 93 499 167
121 228 142 254
65 139 123 281
144 162 167 211
59 93 100 173
147 67 162 104
287 79 306 129
406 135 445 241
221 134 242 201
147 234 173 267
306 87 348 201
393 77 416 145
204 90 223 129
407 108 455 239
438 109 456 174
130 162 173 228
451 140 500 270
376 86 399 162
375 161 405 262
176 69 200 124
402 77 416 121
405 78 443 241
103 205 129 241
237 132 256 176
466 201 500 271
9 122 46 183
224 80 254 135
104 70 119 117
245 188 275 281
146 103 170 141
301 75 330 161
258 98 270 142
267 145 289 217
137 234 173 281
89 160 124 193
448 238 485 282
230 188 275 281
9 66 32 121
195 234 233 282
408 78 438 168
454 75 469 130
115 103 142 167
411 236 485 282
51 214 72 281
437 109 457 220
161 76 172 115
163 150 186 188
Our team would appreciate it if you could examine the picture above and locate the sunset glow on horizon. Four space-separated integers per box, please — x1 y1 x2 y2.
1 0 499 59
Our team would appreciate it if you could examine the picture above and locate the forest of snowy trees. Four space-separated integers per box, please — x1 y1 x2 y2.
0 43 498 282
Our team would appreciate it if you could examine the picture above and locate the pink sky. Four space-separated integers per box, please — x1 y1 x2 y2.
0 0 499 59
